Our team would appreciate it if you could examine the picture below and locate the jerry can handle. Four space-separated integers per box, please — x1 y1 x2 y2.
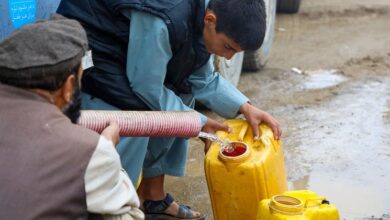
238 123 249 141
304 197 330 208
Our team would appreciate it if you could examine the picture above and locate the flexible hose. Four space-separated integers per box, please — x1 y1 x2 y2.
78 110 202 137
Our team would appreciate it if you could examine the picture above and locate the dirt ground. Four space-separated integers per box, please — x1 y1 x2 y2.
166 0 390 219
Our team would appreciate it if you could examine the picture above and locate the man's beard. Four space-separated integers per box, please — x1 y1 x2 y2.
62 82 82 124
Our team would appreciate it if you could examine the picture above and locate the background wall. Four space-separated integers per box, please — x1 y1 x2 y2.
0 0 61 40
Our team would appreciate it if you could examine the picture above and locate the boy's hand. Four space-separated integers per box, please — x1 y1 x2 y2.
201 117 231 153
101 120 120 146
239 102 282 140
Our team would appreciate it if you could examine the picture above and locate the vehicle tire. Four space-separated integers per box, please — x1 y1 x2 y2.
277 0 301 14
243 0 277 71
214 52 244 87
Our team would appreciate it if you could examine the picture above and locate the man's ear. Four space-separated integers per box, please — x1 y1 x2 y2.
204 10 217 27
61 74 76 103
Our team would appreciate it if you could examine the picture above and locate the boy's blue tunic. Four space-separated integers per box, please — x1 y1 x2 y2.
82 9 249 186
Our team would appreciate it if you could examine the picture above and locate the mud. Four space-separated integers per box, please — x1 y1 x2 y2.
165 0 390 219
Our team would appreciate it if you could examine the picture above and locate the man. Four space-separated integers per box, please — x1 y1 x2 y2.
0 16 143 220
57 0 282 219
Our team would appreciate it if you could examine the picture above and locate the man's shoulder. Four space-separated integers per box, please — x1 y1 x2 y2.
39 111 101 151
58 120 101 147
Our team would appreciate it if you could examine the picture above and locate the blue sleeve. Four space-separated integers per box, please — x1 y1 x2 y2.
123 10 208 125
189 56 250 119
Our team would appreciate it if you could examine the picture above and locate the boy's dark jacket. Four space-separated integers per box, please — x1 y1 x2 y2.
58 0 210 110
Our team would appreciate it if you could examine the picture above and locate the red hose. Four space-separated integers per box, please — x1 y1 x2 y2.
78 110 202 137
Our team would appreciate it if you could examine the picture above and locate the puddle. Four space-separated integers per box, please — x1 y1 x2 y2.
283 79 390 219
301 69 346 90
166 76 390 220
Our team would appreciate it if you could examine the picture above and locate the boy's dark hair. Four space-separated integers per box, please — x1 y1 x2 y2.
208 0 267 51
0 63 81 91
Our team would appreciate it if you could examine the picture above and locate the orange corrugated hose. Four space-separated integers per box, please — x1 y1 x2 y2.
78 110 202 137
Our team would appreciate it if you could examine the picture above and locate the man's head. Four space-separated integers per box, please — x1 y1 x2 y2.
203 0 267 59
0 14 88 123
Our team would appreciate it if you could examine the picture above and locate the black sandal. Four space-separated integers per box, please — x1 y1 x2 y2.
143 193 206 220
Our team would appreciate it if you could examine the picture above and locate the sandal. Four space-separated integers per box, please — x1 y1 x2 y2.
143 193 206 220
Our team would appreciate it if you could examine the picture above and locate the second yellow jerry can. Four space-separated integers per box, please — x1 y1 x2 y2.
205 119 288 220
257 190 340 220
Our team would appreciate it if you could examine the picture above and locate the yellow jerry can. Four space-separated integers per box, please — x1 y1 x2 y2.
205 119 288 220
258 190 340 220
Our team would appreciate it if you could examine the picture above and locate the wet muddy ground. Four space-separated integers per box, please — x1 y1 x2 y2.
166 0 390 219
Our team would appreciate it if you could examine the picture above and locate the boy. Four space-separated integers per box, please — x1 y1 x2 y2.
58 0 281 219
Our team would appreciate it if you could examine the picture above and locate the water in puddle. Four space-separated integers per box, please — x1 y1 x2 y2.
198 131 234 153
283 79 390 219
302 69 346 90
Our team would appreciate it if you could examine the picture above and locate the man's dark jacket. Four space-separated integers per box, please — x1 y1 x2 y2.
0 83 101 220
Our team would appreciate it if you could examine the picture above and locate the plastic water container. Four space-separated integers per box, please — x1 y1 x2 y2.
205 119 288 220
258 190 340 220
